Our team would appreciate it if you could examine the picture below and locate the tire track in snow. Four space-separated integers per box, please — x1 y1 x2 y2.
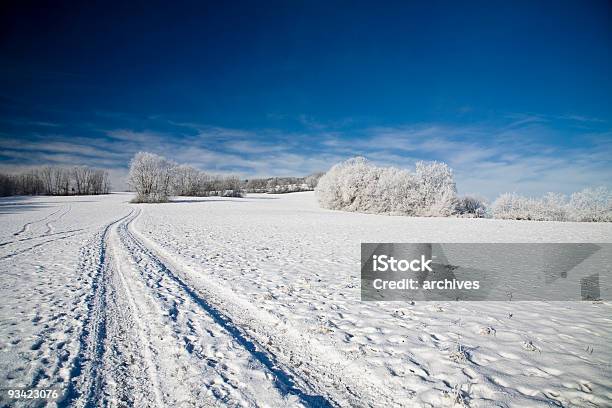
109 212 216 407
62 208 220 408
0 228 84 247
130 212 403 407
120 209 334 408
0 231 86 262
44 204 72 234
101 226 167 408
58 209 136 408
1 206 76 250
12 206 65 237
0 206 77 255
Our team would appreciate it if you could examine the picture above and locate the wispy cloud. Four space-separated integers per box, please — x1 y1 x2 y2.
0 118 60 127
1 113 610 197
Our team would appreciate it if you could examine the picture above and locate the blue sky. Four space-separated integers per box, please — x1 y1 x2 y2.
0 0 611 197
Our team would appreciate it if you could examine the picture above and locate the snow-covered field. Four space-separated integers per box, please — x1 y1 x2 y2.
0 192 611 407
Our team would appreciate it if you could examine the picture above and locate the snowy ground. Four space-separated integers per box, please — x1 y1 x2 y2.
0 192 611 407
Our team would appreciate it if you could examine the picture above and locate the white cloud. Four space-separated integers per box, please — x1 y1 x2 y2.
1 116 610 198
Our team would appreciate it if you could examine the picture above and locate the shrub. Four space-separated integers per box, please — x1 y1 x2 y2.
305 172 325 189
569 187 612 222
315 157 458 216
456 195 488 218
491 193 524 220
491 187 611 222
491 193 553 220
414 161 457 216
538 192 569 221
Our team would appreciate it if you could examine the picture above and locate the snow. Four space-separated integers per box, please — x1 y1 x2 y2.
1 191 611 407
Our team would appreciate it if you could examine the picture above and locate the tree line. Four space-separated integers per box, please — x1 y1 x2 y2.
0 166 111 197
129 152 327 203
244 173 324 194
316 157 611 222
491 188 612 222
129 152 244 203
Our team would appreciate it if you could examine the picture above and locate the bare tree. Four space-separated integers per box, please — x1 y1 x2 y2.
0 166 110 196
0 173 17 196
52 167 70 195
72 166 92 195
40 166 54 194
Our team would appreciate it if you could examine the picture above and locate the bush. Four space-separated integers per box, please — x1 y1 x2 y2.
539 192 569 221
491 193 525 220
569 187 612 222
315 157 458 216
305 172 325 189
456 195 488 218
491 187 611 222
414 161 457 216
221 176 244 197
491 193 566 221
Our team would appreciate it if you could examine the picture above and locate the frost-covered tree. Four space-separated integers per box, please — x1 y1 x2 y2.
315 157 459 216
266 178 278 193
315 157 370 211
491 188 611 222
243 174 321 194
245 178 267 193
414 161 458 216
221 175 244 197
537 192 569 221
491 193 533 220
569 187 612 222
172 165 203 196
128 152 176 203
164 162 245 198
305 172 325 189
0 166 109 196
